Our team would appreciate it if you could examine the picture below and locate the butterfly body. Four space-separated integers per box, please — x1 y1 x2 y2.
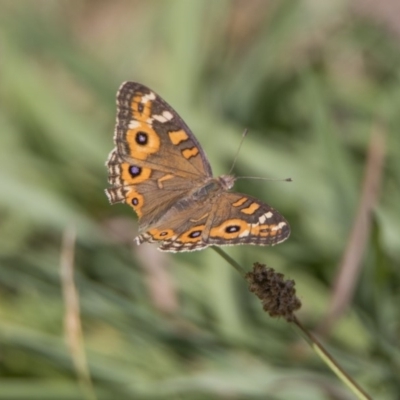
106 82 290 252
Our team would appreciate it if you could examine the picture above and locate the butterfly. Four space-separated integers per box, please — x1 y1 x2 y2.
105 82 290 252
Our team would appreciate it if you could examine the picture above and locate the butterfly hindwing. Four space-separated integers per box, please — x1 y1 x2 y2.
135 192 290 252
205 192 290 247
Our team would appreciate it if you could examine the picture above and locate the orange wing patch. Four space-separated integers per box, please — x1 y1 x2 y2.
169 130 189 145
178 225 205 243
125 189 145 217
121 164 151 184
240 202 260 215
210 219 250 239
182 147 199 159
131 93 155 122
157 174 174 189
147 228 176 240
125 125 160 160
232 197 247 207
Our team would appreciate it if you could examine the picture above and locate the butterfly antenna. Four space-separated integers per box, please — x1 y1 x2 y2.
236 176 292 182
228 128 249 175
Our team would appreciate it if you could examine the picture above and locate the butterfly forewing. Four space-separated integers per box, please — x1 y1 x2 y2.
114 82 212 178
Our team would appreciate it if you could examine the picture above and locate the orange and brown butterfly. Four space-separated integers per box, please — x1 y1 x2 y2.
105 82 290 252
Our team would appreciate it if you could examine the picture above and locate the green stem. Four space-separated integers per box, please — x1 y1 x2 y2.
211 247 247 276
293 316 371 400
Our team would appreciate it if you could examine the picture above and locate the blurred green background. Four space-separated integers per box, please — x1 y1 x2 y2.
1 1 399 399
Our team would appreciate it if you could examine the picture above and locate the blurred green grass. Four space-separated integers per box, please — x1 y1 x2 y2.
1 1 400 399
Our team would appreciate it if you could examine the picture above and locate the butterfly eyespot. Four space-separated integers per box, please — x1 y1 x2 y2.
129 165 141 177
148 228 174 240
225 225 240 233
188 230 202 238
137 103 144 113
132 198 139 206
136 132 148 145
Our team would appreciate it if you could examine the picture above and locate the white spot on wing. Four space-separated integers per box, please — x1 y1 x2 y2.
239 230 250 238
162 111 173 120
141 92 156 103
259 211 274 224
129 120 141 129
152 111 173 123
271 222 287 231
153 114 168 123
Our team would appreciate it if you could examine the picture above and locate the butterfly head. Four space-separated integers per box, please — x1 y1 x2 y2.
218 175 236 191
